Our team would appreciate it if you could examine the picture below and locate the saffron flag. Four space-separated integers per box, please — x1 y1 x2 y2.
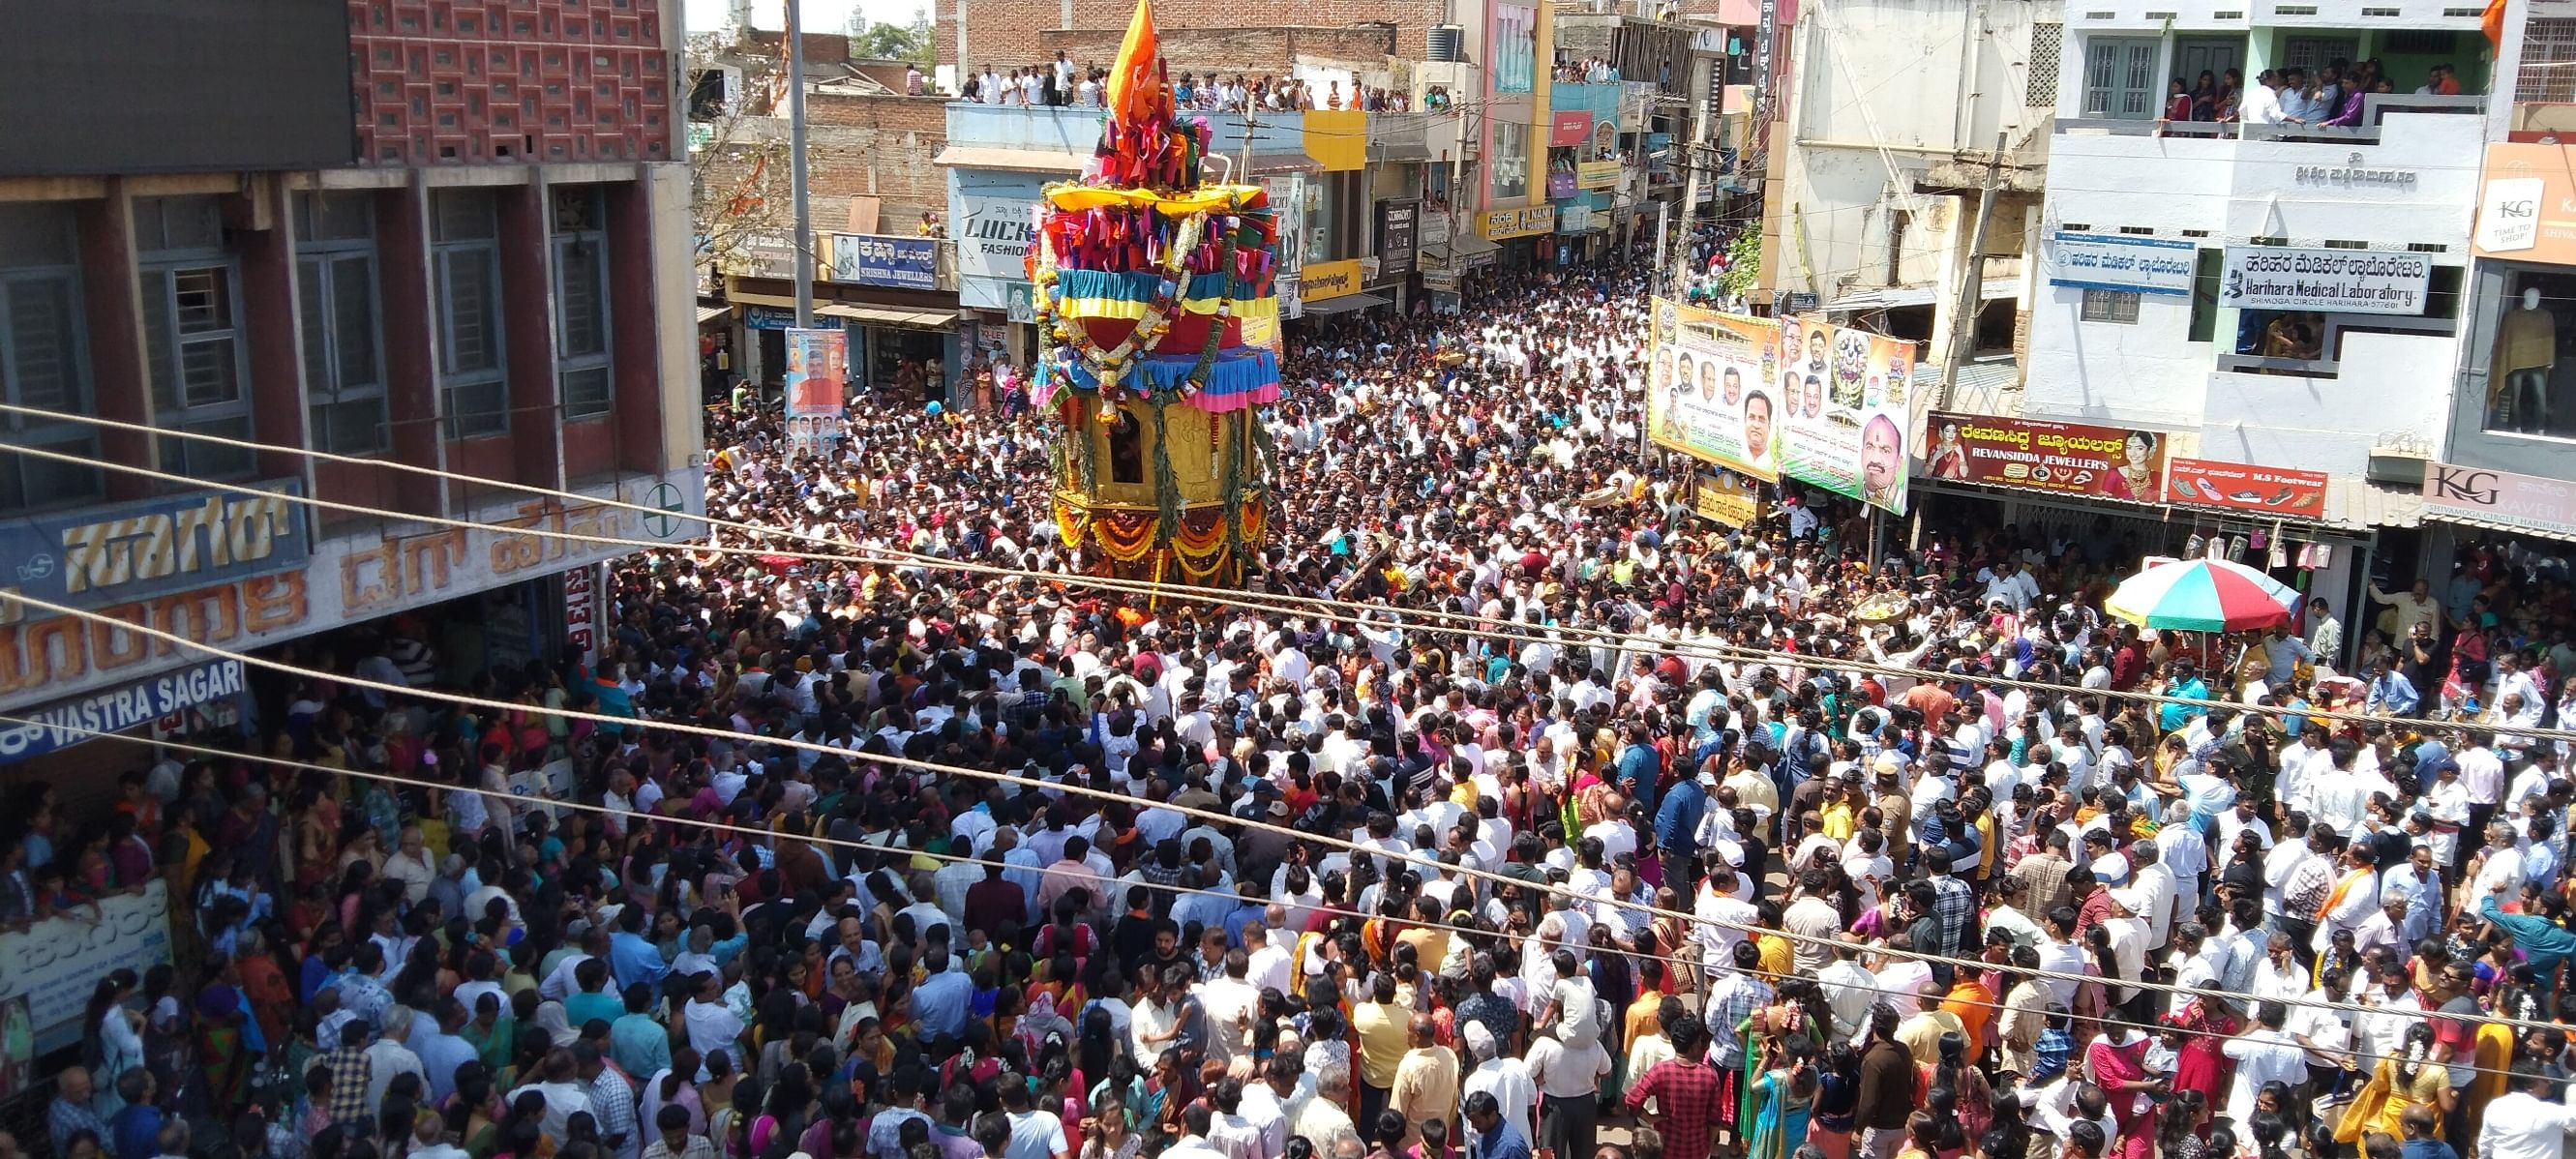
2486 0 2506 45
1105 0 1161 126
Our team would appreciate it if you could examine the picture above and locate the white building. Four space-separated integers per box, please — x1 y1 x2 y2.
2022 3 2489 479
1760 0 2059 388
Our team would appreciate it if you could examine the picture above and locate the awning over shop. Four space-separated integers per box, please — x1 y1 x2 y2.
696 303 733 326
1246 152 1321 175
1368 140 1434 163
2321 477 2424 533
816 303 965 330
1429 231 1499 268
933 145 1091 173
1300 292 1390 315
1829 280 2017 312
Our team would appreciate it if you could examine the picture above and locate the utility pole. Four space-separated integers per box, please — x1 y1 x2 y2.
1667 58 1713 299
788 0 814 327
1935 132 2007 412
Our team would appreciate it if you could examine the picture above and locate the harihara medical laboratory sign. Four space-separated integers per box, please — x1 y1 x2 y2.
2218 246 2431 316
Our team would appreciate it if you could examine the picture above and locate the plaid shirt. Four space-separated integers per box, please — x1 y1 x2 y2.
1704 973 1774 1068
1928 874 1975 957
2033 1026 2073 1084
320 1045 374 1126
2284 854 2336 917
1627 1056 1725 1158
591 1066 641 1159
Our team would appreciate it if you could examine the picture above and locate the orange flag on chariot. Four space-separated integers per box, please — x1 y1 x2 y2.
1104 0 1162 125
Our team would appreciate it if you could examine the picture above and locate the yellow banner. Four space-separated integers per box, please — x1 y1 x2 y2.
1692 473 1762 527
1645 296 1779 480
1577 161 1621 191
1303 109 1367 171
1482 204 1556 240
1299 257 1363 302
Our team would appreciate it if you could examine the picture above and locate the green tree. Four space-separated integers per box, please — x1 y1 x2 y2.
850 10 934 68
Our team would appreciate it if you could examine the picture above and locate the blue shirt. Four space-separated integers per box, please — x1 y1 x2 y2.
913 966 974 1040
413 1029 480 1104
1653 777 1707 856
1473 1119 1532 1159
1616 743 1662 817
610 1011 673 1081
109 1104 161 1159
2368 670 2419 716
608 931 670 994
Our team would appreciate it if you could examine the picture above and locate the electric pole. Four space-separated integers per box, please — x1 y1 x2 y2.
1667 59 1713 299
788 0 814 327
1934 132 2007 412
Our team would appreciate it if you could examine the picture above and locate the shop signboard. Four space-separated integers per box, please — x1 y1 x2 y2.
1483 204 1555 240
1549 110 1593 147
2165 458 2329 516
954 178 1042 287
2218 245 2432 315
1299 258 1363 302
0 483 309 612
2422 461 2576 541
827 233 939 290
1691 471 1762 528
1772 315 1914 515
1378 200 1420 278
563 564 603 669
2471 143 2576 261
1922 411 2170 502
1577 161 1622 191
0 880 171 1052
0 660 244 764
1421 212 1452 251
2047 231 2196 297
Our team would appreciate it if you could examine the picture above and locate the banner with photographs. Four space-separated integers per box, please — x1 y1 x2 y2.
1770 314 1913 515
1647 297 1780 481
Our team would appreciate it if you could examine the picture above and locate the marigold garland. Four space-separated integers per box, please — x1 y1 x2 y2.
1092 508 1160 562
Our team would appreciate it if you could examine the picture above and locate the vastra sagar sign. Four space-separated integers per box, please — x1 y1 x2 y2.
1 484 307 611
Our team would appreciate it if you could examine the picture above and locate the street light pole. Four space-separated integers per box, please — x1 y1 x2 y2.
788 0 814 328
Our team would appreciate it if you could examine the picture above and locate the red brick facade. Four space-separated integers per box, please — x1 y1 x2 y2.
940 0 1442 74
349 0 675 165
1033 26 1395 77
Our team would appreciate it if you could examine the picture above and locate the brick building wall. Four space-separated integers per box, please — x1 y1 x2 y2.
944 0 1440 73
807 93 951 231
1033 26 1395 76
349 0 674 165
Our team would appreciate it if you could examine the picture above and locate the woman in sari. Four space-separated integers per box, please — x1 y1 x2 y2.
2166 996 2239 1113
193 976 258 1111
1743 1033 1817 1159
2335 1024 2453 1145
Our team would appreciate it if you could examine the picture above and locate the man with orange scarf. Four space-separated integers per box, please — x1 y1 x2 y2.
2310 844 2381 957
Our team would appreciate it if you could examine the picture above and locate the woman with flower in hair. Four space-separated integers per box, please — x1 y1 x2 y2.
2334 1023 2453 1144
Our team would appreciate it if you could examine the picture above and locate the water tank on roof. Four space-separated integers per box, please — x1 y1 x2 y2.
1427 25 1464 63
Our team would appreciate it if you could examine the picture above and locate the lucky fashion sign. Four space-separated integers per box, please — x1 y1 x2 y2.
2217 246 2432 315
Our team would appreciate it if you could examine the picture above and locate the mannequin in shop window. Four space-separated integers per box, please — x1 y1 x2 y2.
2494 285 2557 433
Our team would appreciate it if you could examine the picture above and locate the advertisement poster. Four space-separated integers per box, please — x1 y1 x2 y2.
1378 201 1419 278
1691 471 1762 528
1922 411 2169 501
1772 314 1913 515
1647 297 1779 481
1549 111 1593 147
783 327 847 457
1578 160 1622 191
2166 458 2328 515
0 881 171 1053
2218 246 2431 315
828 234 939 290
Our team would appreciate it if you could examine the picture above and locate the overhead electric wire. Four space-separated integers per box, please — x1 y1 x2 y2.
20 713 2496 1076
2 406 2566 745
0 582 2560 1043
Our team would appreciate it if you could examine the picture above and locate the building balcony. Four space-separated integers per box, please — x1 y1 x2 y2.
2055 93 2484 143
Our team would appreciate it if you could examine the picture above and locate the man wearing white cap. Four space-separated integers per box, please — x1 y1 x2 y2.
1459 1022 1537 1147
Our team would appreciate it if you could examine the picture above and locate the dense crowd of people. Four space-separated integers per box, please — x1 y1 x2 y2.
24 242 2576 1159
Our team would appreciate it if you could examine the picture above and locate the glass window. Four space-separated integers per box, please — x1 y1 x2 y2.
2487 265 2576 438
553 187 613 421
1490 120 1531 203
433 190 508 439
0 203 101 509
296 192 388 455
137 194 255 481
2081 289 2141 324
2083 38 2161 119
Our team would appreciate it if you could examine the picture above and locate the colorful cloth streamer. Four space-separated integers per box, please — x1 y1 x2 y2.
1052 269 1277 322
1049 347 1282 412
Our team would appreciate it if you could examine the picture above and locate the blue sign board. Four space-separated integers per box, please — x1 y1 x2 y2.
0 482 308 611
831 234 940 290
0 659 246 762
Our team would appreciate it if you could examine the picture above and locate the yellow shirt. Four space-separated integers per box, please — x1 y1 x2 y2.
1756 933 1794 980
1821 801 1856 842
1353 999 1409 1089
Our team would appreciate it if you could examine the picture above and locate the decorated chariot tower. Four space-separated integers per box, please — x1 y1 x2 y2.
1030 0 1280 583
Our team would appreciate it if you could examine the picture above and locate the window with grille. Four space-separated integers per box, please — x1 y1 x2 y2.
433 190 508 439
0 203 100 509
553 187 614 421
135 196 255 480
2082 289 2142 324
2027 23 2063 106
2521 18 2576 104
2282 37 2356 73
296 192 388 456
2083 38 2159 119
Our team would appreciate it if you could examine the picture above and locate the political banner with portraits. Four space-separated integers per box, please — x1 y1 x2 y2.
1770 314 1913 516
1646 297 1779 481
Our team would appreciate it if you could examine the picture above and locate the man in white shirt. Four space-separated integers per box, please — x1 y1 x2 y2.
2239 70 2294 125
2478 1061 2576 1159
2222 1002 2310 1126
